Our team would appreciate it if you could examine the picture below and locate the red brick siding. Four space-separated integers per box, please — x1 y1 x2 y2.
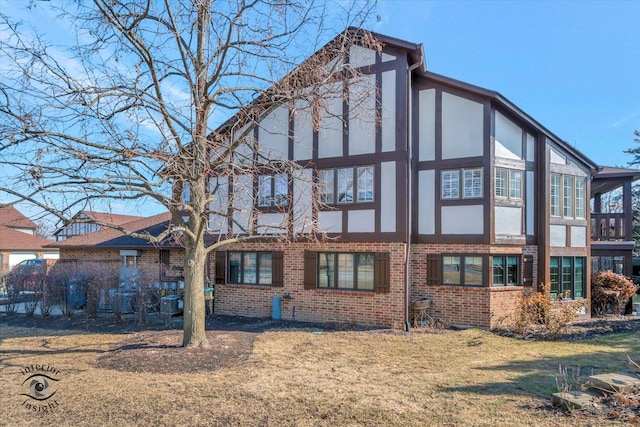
211 242 407 328
410 244 538 328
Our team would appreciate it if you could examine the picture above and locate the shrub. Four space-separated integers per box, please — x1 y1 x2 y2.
591 270 637 316
515 283 586 337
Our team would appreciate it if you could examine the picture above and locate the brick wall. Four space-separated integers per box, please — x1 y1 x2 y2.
409 244 538 328
211 241 407 328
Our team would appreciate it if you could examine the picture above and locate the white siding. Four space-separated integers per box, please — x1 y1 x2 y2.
526 133 535 162
258 105 288 160
318 83 343 158
494 111 523 160
292 169 313 234
208 177 229 234
571 226 587 247
549 145 567 165
232 175 253 234
550 224 567 247
8 252 36 268
381 70 396 152
348 210 375 233
495 206 522 236
419 89 436 161
382 52 395 62
350 45 376 68
418 170 435 234
526 170 535 235
380 161 396 232
349 75 376 155
441 205 483 234
257 213 287 234
293 99 313 161
441 92 484 159
318 211 342 233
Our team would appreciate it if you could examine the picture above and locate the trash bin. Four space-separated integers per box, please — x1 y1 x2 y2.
160 295 180 315
272 296 282 320
67 281 87 309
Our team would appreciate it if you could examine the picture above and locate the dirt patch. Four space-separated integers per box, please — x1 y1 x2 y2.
495 316 640 341
95 329 256 374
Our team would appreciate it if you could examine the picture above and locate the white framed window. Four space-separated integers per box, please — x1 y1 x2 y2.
550 174 561 217
441 170 460 199
319 166 375 205
337 168 354 203
318 170 334 204
509 170 522 199
357 166 374 202
563 176 574 218
495 168 508 198
575 178 585 219
257 173 288 207
463 168 483 199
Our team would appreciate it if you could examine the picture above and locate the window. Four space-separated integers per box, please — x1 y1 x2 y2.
319 166 375 205
228 251 272 285
492 255 520 286
509 170 522 199
575 179 585 218
441 170 460 199
495 168 522 200
443 255 484 286
317 252 375 291
442 168 483 200
495 168 508 198
550 173 585 219
563 176 574 217
464 169 483 198
258 174 288 207
550 174 561 216
550 256 586 299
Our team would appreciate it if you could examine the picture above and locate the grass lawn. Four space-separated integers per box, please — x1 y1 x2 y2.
0 324 638 426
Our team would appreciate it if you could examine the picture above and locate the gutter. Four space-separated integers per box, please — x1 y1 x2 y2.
404 46 424 332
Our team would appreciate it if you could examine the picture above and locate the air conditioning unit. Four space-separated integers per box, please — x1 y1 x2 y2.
160 295 180 315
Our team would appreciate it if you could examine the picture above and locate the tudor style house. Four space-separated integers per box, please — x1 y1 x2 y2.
205 29 637 329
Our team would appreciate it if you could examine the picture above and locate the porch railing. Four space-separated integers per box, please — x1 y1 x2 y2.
591 213 625 241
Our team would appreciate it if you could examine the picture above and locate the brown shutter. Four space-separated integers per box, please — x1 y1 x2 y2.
214 251 226 285
374 252 391 294
427 254 441 286
523 255 534 286
271 251 284 287
303 251 317 290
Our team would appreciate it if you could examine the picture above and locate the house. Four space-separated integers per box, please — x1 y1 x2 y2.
204 28 638 329
0 204 59 271
53 211 143 241
46 213 185 287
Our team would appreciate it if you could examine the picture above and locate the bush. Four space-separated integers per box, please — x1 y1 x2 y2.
591 270 637 317
515 283 586 337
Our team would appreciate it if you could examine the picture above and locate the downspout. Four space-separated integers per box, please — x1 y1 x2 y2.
405 52 424 332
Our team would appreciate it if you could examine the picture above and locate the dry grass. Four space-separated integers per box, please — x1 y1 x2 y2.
1 323 639 426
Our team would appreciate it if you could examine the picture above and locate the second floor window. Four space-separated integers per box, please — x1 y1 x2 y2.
550 173 585 219
319 166 374 205
258 174 288 207
495 168 522 200
442 168 483 200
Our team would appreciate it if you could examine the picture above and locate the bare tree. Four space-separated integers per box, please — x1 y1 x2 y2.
0 0 378 347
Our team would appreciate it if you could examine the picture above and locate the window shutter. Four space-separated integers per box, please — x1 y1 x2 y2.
427 254 441 286
523 255 534 286
214 251 226 285
374 252 391 294
303 251 317 290
271 251 284 287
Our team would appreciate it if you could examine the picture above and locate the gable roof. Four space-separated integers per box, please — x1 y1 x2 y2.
53 211 144 237
47 212 178 249
0 204 37 230
0 225 54 251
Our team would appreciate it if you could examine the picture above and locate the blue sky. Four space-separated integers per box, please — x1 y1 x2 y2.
373 0 640 168
2 0 639 222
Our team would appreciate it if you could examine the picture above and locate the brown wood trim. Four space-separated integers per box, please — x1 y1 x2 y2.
271 251 284 287
373 252 390 294
303 250 317 290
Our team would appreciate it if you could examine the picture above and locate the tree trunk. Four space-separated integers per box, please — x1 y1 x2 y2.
182 237 209 348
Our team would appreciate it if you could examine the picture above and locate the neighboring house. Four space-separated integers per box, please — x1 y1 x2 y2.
0 204 59 271
47 213 186 287
203 28 639 328
54 211 143 241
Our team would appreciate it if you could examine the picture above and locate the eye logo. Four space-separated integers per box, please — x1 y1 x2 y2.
19 364 62 413
21 374 59 401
